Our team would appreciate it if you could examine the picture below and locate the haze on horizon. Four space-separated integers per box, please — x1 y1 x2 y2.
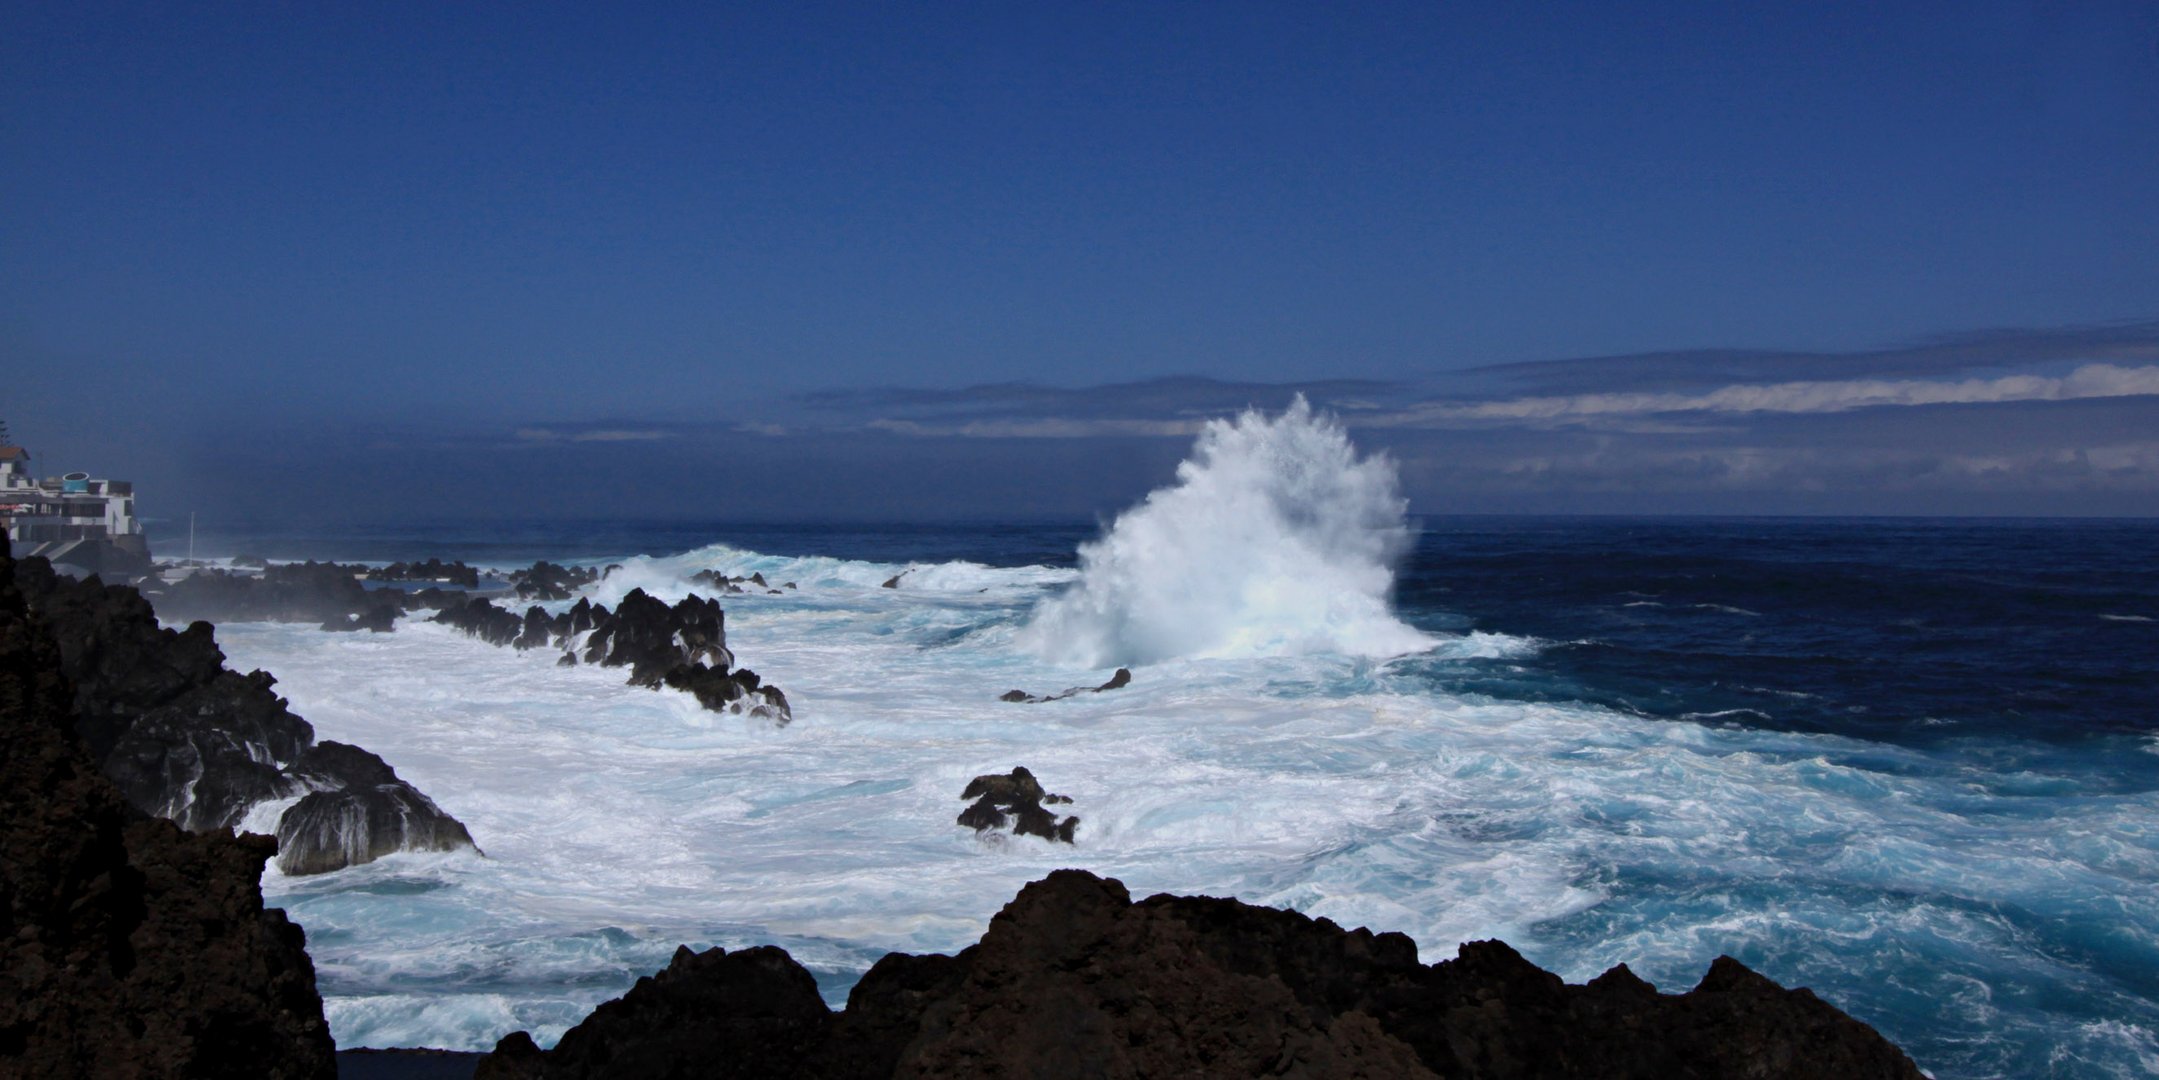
5 2 2158 526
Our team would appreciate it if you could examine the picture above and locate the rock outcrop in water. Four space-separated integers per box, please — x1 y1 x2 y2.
433 588 791 722
956 766 1078 843
475 868 1924 1079
273 741 479 876
11 554 477 875
146 560 389 628
511 560 609 602
998 667 1132 704
0 537 337 1078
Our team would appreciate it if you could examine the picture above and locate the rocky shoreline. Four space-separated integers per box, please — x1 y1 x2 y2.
13 554 476 877
3 536 1927 1077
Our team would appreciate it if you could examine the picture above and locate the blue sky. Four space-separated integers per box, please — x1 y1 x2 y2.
5 2 2158 522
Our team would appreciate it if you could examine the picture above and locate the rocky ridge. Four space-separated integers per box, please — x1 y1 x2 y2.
432 588 791 722
476 868 1925 1079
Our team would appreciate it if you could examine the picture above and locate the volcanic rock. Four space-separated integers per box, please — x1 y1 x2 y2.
0 536 337 1078
146 560 378 626
998 667 1133 704
957 766 1078 843
274 782 479 877
12 553 476 873
510 560 607 602
435 585 789 722
476 868 1924 1079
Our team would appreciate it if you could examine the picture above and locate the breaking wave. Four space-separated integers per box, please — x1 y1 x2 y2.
1018 396 1432 667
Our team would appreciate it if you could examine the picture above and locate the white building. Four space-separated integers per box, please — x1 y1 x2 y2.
0 441 151 574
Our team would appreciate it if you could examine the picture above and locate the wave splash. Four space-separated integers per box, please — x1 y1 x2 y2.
1019 396 1432 667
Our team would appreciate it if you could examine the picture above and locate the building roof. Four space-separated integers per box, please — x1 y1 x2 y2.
0 447 27 461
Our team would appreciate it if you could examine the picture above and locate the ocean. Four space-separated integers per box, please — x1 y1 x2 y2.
166 409 2157 1078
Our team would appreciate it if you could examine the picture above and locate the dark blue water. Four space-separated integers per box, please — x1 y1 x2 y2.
1398 518 2159 748
178 514 2159 748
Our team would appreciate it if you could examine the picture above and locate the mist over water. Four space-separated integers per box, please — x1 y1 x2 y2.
1019 396 1432 667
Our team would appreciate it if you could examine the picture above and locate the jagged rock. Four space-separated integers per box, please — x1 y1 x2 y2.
431 596 525 647
477 869 1924 1079
0 536 337 1078
998 667 1133 704
509 560 605 601
12 554 477 869
957 766 1077 843
433 586 790 722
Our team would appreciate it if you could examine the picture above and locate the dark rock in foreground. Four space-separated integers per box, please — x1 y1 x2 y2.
11 553 477 874
477 868 1923 1079
999 666 1132 704
957 766 1078 843
0 537 336 1079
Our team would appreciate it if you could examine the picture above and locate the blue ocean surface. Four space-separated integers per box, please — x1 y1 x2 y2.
177 514 2159 1077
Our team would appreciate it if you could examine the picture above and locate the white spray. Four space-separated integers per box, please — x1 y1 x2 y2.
1019 396 1433 667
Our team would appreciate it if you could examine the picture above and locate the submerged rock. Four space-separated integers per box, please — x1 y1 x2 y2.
476 868 1924 1079
956 766 1078 843
998 666 1132 704
0 536 337 1078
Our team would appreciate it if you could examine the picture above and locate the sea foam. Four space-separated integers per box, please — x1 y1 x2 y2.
1018 396 1432 667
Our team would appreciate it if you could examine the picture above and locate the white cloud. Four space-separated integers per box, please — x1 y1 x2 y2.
1376 363 2159 427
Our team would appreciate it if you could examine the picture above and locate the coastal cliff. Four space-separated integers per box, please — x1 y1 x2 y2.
11 554 475 876
0 538 337 1078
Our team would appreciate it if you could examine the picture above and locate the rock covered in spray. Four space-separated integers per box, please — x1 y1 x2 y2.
9 555 477 875
273 741 478 876
145 560 379 627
